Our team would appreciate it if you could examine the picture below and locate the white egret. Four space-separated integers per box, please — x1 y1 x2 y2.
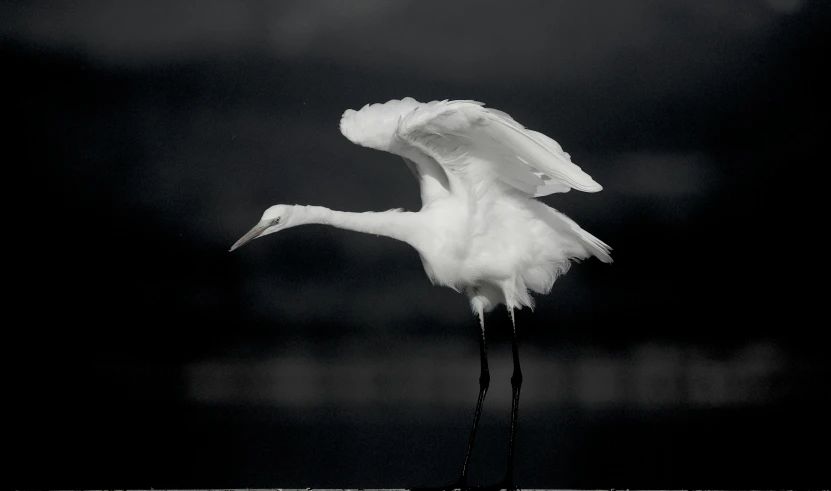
231 98 612 489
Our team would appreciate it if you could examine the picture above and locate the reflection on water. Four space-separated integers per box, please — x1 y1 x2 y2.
188 340 787 408
41 338 819 487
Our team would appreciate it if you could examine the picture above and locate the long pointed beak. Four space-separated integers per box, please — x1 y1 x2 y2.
230 222 268 252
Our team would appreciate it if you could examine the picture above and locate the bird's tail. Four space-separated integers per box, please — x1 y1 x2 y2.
574 226 613 264
539 205 613 264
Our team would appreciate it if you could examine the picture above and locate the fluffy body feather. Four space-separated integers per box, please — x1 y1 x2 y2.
338 98 612 321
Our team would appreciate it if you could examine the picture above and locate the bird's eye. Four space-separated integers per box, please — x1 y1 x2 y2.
270 217 281 226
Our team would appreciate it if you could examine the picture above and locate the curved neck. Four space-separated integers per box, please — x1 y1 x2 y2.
292 205 419 245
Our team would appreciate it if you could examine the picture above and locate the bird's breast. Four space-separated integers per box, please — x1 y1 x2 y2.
411 204 472 288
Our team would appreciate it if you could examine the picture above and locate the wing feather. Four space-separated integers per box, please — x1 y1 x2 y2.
481 115 602 192
395 100 602 197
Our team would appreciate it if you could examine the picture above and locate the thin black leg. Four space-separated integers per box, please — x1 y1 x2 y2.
504 315 522 489
410 315 489 491
457 320 490 487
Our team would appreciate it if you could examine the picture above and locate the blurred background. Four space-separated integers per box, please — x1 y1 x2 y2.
5 0 828 488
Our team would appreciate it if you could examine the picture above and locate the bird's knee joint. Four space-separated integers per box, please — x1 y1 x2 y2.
479 371 490 389
511 370 523 388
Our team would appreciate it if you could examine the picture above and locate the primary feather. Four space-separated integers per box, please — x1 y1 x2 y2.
340 98 611 317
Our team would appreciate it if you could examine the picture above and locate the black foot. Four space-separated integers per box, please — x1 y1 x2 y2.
471 476 516 491
410 477 516 491
409 476 469 491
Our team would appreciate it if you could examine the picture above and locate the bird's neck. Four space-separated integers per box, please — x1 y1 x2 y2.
293 205 419 245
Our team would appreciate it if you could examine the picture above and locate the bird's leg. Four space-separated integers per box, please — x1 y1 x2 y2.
503 307 522 489
475 307 522 491
412 308 488 491
456 306 490 488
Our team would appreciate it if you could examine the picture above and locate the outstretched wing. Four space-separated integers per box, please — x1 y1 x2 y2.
395 100 602 197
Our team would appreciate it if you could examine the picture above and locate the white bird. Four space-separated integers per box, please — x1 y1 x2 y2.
231 98 612 489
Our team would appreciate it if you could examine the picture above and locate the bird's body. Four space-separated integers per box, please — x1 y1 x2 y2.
231 97 611 488
416 189 604 310
341 97 612 318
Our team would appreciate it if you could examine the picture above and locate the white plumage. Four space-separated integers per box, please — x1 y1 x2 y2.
337 97 611 321
232 97 611 322
230 97 612 487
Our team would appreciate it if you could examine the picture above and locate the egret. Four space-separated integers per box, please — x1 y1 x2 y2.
231 98 612 489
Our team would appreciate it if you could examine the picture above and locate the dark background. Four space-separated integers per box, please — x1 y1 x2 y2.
6 0 828 488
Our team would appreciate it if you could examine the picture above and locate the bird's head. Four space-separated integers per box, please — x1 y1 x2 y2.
229 204 294 252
